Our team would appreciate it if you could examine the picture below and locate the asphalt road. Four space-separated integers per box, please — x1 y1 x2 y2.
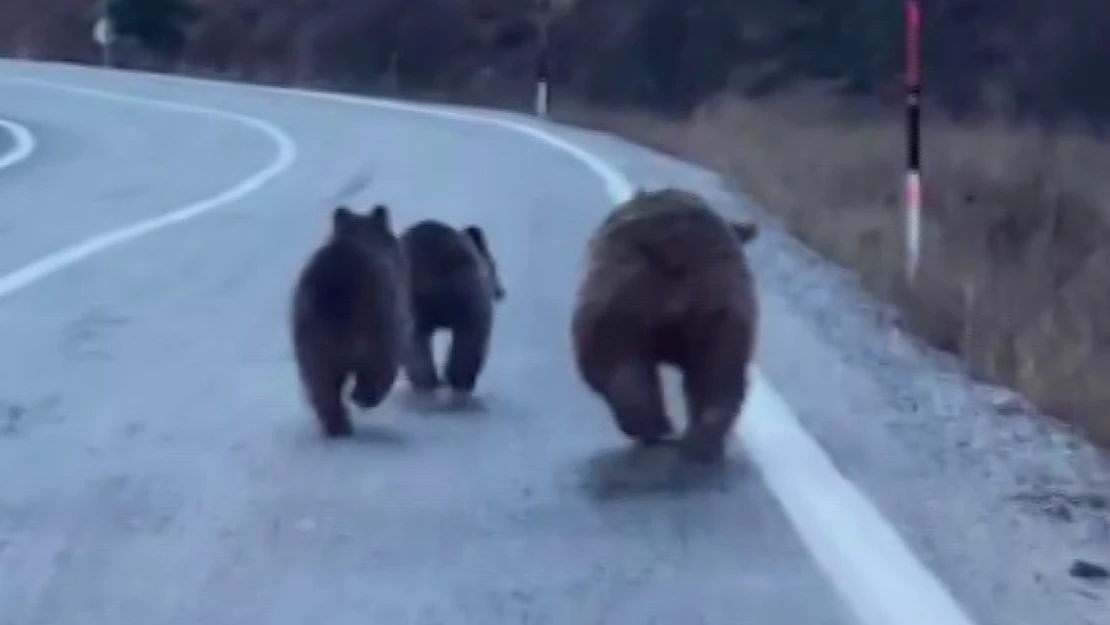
0 60 1106 625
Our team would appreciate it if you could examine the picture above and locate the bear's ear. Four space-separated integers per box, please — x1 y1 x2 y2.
368 204 392 232
463 226 505 301
730 221 759 244
332 205 356 232
462 225 490 257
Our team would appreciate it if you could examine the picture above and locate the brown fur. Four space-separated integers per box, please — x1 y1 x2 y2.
570 188 759 463
399 219 504 396
291 204 411 438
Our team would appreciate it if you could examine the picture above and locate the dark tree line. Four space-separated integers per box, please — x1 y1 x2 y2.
10 0 1110 123
106 0 199 60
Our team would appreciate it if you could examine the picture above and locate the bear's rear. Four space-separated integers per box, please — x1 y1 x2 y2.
399 219 504 397
578 188 755 336
291 205 409 438
571 188 759 463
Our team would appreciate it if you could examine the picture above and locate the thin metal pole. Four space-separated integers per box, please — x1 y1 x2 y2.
98 0 113 67
905 0 922 282
534 1 551 117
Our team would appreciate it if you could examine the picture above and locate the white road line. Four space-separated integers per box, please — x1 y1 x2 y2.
0 63 979 625
0 78 298 301
0 118 36 172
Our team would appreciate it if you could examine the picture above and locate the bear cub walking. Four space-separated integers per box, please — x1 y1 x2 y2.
570 188 759 463
291 204 411 438
399 219 505 399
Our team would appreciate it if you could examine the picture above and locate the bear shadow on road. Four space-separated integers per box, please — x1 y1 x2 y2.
393 385 493 418
286 415 411 451
348 423 410 446
577 442 747 502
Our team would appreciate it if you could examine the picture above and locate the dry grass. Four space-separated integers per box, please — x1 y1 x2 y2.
558 94 1110 447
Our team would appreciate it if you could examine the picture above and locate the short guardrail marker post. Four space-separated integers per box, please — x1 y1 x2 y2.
905 0 923 282
534 0 552 118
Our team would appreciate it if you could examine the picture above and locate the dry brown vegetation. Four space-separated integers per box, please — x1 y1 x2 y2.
561 95 1110 446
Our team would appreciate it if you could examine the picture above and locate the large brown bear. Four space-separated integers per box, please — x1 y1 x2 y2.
290 204 411 438
399 219 505 399
570 188 759 463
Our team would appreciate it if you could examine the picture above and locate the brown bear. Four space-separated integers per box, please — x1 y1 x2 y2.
290 204 411 438
399 219 505 398
570 187 759 463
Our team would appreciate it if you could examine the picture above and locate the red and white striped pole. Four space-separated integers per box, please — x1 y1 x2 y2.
905 0 922 281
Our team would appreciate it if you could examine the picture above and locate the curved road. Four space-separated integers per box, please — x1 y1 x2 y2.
0 60 1106 625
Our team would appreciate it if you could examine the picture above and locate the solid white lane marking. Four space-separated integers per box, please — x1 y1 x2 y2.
0 118 36 172
0 78 297 300
0 62 979 625
743 378 978 625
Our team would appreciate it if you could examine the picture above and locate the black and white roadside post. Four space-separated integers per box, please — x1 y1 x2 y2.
905 0 922 282
94 1 116 68
534 0 552 118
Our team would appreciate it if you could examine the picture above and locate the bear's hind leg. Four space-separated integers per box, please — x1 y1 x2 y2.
602 361 674 445
403 327 441 393
678 340 750 464
444 317 492 396
300 358 354 438
351 357 399 410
